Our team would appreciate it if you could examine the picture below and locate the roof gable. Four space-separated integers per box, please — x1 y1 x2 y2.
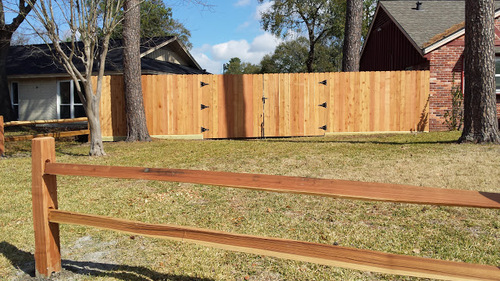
7 37 207 77
375 0 500 54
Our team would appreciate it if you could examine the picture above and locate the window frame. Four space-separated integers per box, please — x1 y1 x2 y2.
10 81 19 119
57 80 85 119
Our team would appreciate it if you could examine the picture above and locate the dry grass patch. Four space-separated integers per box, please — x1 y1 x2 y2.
0 132 499 280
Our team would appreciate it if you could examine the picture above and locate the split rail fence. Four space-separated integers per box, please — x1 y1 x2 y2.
32 137 500 280
0 116 89 156
99 71 430 139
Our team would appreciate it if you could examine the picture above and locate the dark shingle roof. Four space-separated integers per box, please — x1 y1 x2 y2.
7 37 207 77
380 0 500 51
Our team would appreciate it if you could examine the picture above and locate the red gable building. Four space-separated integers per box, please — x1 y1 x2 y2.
360 0 500 131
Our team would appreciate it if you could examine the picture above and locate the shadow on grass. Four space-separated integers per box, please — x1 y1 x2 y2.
55 147 89 157
0 241 214 281
480 192 500 206
251 135 459 145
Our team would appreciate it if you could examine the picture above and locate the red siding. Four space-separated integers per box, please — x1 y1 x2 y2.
360 9 428 71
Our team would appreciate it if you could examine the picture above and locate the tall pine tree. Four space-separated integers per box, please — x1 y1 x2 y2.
342 0 362 72
459 0 500 143
123 0 151 141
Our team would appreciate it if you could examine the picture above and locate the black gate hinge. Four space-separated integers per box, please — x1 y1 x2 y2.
319 125 327 131
201 104 210 110
318 102 327 108
201 127 209 133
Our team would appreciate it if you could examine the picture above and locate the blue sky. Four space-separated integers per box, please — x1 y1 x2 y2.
169 0 282 74
10 0 281 74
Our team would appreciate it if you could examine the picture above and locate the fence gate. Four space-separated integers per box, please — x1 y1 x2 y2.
198 73 330 139
261 73 328 138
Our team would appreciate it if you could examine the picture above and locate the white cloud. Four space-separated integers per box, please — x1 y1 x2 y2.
211 40 251 61
254 1 273 20
192 52 222 74
192 32 282 74
234 0 251 7
249 32 281 53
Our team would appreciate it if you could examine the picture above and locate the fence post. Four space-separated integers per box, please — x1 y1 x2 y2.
0 116 4 157
31 137 61 277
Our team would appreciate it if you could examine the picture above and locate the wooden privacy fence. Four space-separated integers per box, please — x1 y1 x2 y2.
32 137 500 280
99 71 430 139
0 116 88 156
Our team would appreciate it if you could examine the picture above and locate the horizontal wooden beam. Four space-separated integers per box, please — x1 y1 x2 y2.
44 163 500 209
5 130 89 142
48 210 500 281
4 117 88 127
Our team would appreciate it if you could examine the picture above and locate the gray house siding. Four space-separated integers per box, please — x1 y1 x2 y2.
15 78 59 121
146 47 188 66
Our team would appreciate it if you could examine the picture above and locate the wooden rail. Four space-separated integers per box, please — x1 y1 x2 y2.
32 137 500 280
0 116 89 157
45 163 500 209
4 117 88 126
48 209 500 281
4 129 90 142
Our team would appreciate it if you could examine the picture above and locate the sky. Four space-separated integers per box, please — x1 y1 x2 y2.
9 0 282 75
168 0 283 74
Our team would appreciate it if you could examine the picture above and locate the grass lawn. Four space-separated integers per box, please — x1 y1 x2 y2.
0 132 499 280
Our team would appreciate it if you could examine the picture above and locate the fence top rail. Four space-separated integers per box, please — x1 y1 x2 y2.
44 162 500 209
4 117 88 127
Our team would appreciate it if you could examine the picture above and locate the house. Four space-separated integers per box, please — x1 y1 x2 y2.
360 0 500 131
6 36 207 121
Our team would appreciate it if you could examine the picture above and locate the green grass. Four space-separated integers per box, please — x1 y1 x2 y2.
1 132 499 280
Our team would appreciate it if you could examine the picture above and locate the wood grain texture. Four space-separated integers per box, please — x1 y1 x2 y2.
32 138 61 277
48 209 500 281
98 72 430 138
44 163 500 209
5 130 90 142
4 117 88 127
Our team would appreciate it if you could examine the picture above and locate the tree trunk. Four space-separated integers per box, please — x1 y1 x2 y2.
342 0 363 72
459 0 500 143
88 87 106 156
0 31 15 121
123 0 151 142
306 29 316 73
306 41 315 73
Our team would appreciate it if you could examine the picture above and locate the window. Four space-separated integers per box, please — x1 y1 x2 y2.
58 80 86 119
10 82 19 119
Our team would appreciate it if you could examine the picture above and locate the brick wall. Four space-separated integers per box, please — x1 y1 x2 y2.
426 21 500 131
425 37 465 131
497 95 500 120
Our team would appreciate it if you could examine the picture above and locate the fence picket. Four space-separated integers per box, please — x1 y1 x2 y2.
98 71 430 139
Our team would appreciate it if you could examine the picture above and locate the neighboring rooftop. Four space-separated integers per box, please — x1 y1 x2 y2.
7 37 208 78
379 0 500 52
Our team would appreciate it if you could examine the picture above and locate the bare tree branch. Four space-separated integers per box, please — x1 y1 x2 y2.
26 0 125 156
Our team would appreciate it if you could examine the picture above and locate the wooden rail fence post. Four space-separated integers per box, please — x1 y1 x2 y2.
0 115 4 156
31 137 61 277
